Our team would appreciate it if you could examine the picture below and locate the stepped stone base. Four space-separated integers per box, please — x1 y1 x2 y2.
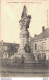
14 52 34 63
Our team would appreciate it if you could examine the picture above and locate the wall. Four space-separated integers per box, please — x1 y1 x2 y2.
33 37 49 60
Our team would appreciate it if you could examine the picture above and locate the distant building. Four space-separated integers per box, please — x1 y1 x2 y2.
33 27 49 61
0 41 19 59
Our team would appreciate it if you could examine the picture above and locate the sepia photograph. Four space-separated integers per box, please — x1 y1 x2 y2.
0 0 49 77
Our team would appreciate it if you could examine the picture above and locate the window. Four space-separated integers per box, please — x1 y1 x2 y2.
37 54 41 60
42 42 46 50
42 53 46 60
38 45 41 50
35 43 37 50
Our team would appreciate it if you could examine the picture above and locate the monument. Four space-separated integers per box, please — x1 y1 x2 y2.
17 5 33 63
19 5 31 54
13 5 33 63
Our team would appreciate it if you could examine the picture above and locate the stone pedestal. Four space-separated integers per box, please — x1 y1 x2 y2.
14 53 34 63
17 29 34 63
19 29 29 54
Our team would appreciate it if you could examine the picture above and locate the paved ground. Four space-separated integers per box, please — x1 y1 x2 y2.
0 60 49 77
0 64 49 77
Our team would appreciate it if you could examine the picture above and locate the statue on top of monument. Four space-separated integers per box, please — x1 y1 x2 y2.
19 5 31 30
21 5 27 18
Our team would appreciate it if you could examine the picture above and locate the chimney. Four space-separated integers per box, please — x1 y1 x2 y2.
34 34 37 37
42 26 45 32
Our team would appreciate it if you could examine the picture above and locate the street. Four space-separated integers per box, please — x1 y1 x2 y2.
0 62 49 77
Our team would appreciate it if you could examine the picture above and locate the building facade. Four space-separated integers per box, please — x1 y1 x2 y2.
30 27 49 61
33 37 49 61
0 41 19 59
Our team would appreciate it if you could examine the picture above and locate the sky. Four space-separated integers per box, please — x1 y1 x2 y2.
1 0 49 43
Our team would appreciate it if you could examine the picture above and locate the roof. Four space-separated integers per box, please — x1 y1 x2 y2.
34 28 49 40
0 42 19 47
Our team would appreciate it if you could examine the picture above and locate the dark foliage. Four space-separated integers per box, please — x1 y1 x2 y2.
24 44 31 53
7 44 18 57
